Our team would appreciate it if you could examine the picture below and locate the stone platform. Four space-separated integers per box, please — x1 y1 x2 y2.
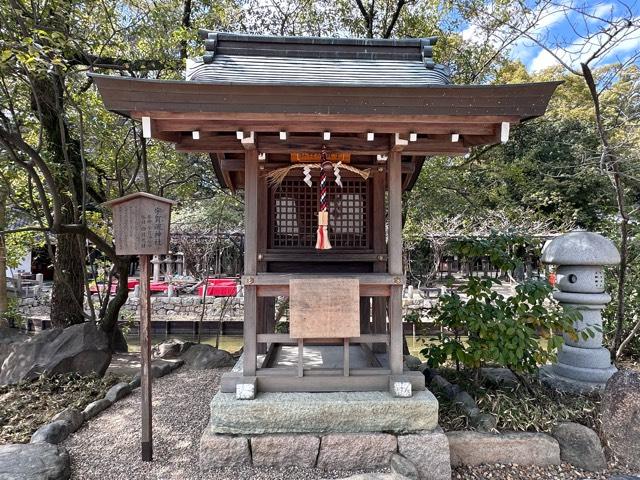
200 388 449 479
208 390 439 434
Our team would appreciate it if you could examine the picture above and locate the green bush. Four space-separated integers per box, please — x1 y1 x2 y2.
421 277 584 373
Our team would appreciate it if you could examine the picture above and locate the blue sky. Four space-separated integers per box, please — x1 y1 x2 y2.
461 0 640 72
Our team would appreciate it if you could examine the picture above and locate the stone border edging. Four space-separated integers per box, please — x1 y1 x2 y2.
28 358 184 446
427 370 497 431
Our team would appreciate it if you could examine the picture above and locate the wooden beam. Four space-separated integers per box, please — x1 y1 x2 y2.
243 273 403 285
134 111 523 125
155 119 501 136
256 284 390 297
177 133 469 155
257 333 389 344
220 370 426 393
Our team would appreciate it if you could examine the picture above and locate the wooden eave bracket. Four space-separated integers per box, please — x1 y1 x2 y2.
241 131 256 151
391 133 409 152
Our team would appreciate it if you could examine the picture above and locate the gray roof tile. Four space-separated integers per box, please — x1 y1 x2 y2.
187 32 450 87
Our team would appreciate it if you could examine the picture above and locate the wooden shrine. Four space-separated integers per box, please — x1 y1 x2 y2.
91 32 559 398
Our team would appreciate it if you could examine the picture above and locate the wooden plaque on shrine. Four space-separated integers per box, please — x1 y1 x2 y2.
102 192 176 256
289 278 360 339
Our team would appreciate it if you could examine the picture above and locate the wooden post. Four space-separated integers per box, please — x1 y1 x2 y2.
388 151 403 375
244 148 258 376
372 169 387 353
101 192 174 461
139 254 152 461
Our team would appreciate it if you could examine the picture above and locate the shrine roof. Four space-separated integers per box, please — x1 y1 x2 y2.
186 31 450 87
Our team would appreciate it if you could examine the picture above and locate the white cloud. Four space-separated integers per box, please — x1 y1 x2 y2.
591 3 614 19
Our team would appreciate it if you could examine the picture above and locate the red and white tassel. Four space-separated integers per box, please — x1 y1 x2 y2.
316 155 332 250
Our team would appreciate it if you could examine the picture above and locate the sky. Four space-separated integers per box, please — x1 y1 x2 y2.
460 0 640 72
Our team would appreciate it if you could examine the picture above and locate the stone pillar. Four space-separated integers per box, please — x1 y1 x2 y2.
540 231 619 392
175 252 184 276
164 252 174 279
151 255 162 283
35 273 44 285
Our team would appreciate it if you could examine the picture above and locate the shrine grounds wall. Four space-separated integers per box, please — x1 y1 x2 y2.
16 295 245 325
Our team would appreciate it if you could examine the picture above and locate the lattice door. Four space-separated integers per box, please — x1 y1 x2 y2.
270 176 370 249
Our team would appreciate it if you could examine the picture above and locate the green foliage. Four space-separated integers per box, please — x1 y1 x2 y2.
422 277 582 373
1 298 25 328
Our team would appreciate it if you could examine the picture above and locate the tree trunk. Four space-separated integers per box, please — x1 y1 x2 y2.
0 189 7 328
50 210 85 327
31 68 87 328
99 256 131 350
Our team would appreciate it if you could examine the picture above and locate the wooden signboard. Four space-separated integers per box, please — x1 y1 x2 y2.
105 192 174 256
289 278 360 338
102 192 175 462
291 152 351 163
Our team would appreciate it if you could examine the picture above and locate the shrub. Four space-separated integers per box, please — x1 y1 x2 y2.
421 277 585 373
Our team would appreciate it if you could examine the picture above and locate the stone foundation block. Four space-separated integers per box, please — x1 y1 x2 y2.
209 390 438 434
317 433 397 470
447 431 560 467
251 434 320 467
397 429 451 480
199 430 250 469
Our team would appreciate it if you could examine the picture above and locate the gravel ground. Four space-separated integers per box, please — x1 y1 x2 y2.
63 366 636 480
63 367 383 480
453 463 636 479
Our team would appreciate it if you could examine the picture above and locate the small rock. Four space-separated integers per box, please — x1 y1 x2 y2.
317 433 396 470
169 359 184 371
469 412 498 432
390 453 418 479
453 391 477 412
199 430 250 468
151 360 172 378
82 399 112 420
129 376 141 389
602 369 640 469
404 355 422 371
480 367 519 387
251 434 319 467
181 344 235 369
447 431 560 466
551 422 606 471
0 442 70 479
51 408 83 433
104 382 131 403
30 420 70 445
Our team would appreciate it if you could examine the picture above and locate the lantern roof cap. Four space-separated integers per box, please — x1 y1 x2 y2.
541 230 620 266
101 192 177 208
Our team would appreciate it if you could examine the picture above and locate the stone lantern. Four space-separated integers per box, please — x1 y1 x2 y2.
540 231 620 392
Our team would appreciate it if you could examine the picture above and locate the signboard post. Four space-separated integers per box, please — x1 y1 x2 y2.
102 192 176 462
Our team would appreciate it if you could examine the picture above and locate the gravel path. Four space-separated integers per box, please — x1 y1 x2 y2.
454 463 636 479
64 366 635 480
63 367 382 480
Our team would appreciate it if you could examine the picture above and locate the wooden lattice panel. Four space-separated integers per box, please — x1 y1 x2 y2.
270 177 370 249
